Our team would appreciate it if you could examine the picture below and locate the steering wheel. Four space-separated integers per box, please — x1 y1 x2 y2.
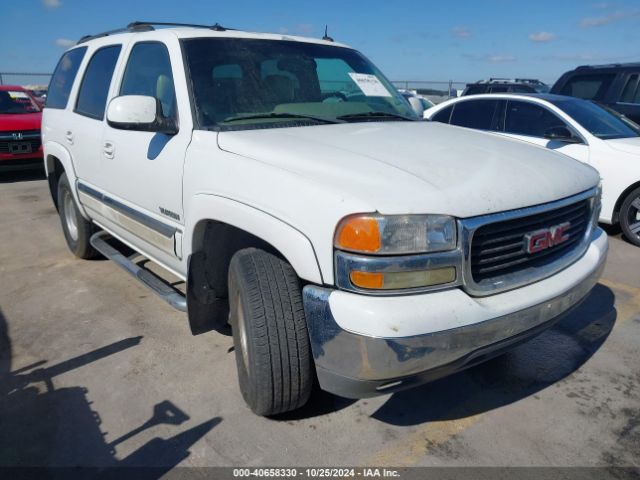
321 91 348 102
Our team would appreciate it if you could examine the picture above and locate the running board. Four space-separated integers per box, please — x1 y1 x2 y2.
90 231 187 312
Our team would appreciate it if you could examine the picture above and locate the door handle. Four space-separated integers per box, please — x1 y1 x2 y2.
103 141 115 159
65 131 74 145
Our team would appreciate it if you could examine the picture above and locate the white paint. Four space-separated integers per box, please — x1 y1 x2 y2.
106 95 157 125
426 93 640 223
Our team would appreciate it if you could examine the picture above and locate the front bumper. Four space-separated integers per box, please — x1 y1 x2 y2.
302 228 608 398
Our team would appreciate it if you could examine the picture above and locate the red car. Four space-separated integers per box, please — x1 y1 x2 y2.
0 85 43 170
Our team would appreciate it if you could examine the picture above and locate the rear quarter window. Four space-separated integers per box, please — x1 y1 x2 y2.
431 105 453 123
450 99 500 130
559 73 615 101
45 47 87 109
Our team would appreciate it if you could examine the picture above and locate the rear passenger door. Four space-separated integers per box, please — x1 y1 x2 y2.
95 39 193 264
68 44 122 184
499 100 589 163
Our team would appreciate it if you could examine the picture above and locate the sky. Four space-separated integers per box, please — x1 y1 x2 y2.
0 0 638 85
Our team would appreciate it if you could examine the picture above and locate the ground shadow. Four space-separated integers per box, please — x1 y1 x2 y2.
0 308 220 475
0 166 45 184
371 284 616 426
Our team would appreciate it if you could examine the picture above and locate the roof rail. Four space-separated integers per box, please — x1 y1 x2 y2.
76 21 232 45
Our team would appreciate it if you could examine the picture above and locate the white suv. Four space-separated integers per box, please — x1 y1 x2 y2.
43 22 607 416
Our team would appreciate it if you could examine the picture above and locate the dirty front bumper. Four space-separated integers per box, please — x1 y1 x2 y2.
302 229 608 399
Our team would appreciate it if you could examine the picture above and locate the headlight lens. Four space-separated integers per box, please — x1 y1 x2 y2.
335 214 457 254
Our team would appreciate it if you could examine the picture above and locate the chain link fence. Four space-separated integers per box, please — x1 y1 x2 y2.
391 81 468 104
0 72 467 104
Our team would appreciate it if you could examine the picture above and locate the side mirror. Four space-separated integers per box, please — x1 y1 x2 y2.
406 96 425 118
544 126 581 144
107 95 178 135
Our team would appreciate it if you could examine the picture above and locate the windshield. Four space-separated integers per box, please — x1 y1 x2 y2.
551 97 640 140
182 38 417 129
0 90 41 114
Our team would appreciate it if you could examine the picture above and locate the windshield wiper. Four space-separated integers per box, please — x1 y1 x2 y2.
222 112 343 124
336 111 417 122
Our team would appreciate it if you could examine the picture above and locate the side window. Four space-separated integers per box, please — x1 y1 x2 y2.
75 45 121 120
620 74 639 104
46 47 87 109
559 74 615 100
504 101 566 137
464 85 484 95
450 99 499 130
431 105 453 124
120 42 176 118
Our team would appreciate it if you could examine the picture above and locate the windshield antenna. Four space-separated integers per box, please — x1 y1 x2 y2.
322 25 334 42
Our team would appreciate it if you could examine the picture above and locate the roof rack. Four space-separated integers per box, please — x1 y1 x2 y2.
76 21 232 45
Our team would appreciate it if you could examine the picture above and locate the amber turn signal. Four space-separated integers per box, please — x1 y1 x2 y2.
335 216 381 253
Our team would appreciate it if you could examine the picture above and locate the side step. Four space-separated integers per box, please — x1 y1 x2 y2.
90 231 187 312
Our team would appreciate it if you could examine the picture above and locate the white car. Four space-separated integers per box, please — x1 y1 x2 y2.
43 23 606 415
425 93 640 245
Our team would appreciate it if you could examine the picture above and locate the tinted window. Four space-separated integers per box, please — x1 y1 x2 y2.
551 98 640 140
464 85 485 95
450 99 499 130
120 42 176 118
504 101 566 137
559 74 615 100
431 105 453 123
490 85 509 93
46 47 87 109
75 45 121 119
620 74 639 104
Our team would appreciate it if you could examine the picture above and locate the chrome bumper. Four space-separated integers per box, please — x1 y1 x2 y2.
302 244 607 399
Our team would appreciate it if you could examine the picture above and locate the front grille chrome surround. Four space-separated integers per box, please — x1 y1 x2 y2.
459 187 598 296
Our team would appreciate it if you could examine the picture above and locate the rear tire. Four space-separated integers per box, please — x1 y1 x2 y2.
620 186 640 247
228 248 313 416
57 173 99 259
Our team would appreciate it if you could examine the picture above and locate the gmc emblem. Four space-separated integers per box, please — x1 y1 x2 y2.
12 132 23 141
524 222 571 254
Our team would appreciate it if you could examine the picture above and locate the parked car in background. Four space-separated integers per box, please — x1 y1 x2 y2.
462 78 542 96
0 85 43 170
44 23 606 416
552 63 640 124
398 89 435 110
425 93 640 245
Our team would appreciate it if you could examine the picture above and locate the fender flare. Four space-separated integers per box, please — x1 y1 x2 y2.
44 141 90 219
183 194 324 285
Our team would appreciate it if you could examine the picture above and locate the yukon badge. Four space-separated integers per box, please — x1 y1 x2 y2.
524 222 571 254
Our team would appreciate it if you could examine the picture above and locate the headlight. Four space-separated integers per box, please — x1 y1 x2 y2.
334 214 457 255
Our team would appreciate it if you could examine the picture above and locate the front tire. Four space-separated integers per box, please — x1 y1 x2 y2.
57 173 99 259
228 248 313 416
620 186 640 247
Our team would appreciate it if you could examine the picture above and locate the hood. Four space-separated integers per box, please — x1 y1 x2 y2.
0 112 42 132
218 121 599 218
605 136 640 155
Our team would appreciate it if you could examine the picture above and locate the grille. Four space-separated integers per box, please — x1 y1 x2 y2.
0 130 41 154
470 199 591 284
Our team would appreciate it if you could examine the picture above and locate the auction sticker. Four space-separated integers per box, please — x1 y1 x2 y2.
348 73 392 97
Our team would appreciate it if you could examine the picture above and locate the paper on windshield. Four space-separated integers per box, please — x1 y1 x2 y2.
348 73 392 97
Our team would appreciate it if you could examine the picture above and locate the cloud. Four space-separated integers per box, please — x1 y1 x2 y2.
579 9 639 27
462 53 516 63
451 26 472 38
529 31 556 42
55 38 75 48
42 0 62 7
